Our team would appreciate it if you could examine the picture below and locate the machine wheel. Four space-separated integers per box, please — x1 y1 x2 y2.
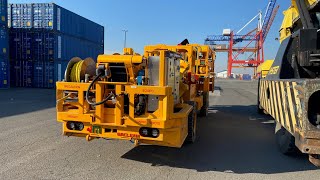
257 78 264 115
186 101 198 143
257 104 264 114
199 92 209 117
275 122 299 155
309 155 320 167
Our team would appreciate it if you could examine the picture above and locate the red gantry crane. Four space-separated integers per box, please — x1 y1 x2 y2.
205 0 279 78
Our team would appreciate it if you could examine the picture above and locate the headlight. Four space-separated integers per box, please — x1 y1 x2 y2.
151 129 159 138
139 128 159 138
68 122 75 130
66 121 84 131
141 128 148 136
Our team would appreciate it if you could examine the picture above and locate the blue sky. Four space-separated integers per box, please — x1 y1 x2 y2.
10 0 291 73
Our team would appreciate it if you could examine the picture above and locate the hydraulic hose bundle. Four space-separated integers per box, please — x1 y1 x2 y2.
65 57 114 106
85 72 115 106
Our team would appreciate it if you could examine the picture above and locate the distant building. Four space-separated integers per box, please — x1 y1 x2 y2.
216 70 228 78
216 70 238 78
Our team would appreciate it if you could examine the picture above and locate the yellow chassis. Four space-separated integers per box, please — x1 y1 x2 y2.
57 82 193 148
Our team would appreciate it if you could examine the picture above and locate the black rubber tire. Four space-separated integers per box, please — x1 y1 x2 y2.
257 105 264 115
309 155 320 167
199 92 209 117
257 78 264 115
275 122 299 155
186 101 198 143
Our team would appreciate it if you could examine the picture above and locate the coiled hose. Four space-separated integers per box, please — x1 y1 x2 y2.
85 73 115 106
70 60 84 83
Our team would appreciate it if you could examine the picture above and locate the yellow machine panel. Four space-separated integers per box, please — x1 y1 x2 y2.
257 60 274 78
56 42 215 148
280 0 319 42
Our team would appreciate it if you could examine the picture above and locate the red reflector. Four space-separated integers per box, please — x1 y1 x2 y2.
87 127 92 133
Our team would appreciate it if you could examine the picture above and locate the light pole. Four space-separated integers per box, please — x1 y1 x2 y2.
122 30 128 48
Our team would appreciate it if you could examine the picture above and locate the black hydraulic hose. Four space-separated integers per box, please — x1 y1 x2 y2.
296 0 314 29
86 73 114 106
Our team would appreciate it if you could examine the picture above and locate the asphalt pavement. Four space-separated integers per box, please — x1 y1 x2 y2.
0 79 319 179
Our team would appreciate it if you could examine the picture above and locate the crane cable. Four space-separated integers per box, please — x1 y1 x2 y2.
70 60 84 82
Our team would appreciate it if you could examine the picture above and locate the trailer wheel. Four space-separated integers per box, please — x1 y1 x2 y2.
186 101 197 143
199 92 209 117
275 122 299 155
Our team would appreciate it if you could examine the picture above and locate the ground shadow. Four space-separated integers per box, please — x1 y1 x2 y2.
0 88 56 118
122 104 318 174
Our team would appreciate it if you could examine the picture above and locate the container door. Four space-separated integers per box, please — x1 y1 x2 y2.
0 0 8 26
23 60 33 87
9 30 21 60
44 61 54 88
0 59 9 88
33 61 44 88
0 25 8 58
22 31 32 60
33 4 43 29
11 60 21 87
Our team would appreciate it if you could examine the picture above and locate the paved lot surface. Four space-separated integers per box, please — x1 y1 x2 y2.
0 79 319 179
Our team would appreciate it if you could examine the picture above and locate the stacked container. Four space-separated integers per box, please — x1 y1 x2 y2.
8 3 104 88
242 74 252 81
0 0 8 89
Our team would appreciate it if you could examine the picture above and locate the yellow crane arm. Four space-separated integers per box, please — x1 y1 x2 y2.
280 0 319 43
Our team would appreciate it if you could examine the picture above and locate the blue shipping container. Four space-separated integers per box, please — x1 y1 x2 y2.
0 58 9 88
8 3 104 44
0 0 7 25
55 60 68 83
0 7 8 89
9 29 32 60
243 74 252 81
0 24 8 57
10 29 104 62
33 61 54 88
10 60 33 87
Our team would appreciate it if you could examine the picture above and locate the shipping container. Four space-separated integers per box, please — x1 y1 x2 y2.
0 3 9 89
8 3 104 44
10 29 104 62
0 57 9 88
243 74 252 81
33 61 54 88
54 60 68 83
0 24 8 56
8 2 104 89
9 29 32 60
10 60 33 87
0 0 7 25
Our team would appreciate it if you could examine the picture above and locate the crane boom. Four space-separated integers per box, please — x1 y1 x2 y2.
261 0 277 40
263 5 280 42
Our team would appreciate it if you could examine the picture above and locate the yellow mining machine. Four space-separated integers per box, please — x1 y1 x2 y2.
257 60 274 78
258 0 320 166
56 40 215 148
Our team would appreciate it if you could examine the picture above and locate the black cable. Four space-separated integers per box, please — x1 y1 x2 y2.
86 73 114 106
